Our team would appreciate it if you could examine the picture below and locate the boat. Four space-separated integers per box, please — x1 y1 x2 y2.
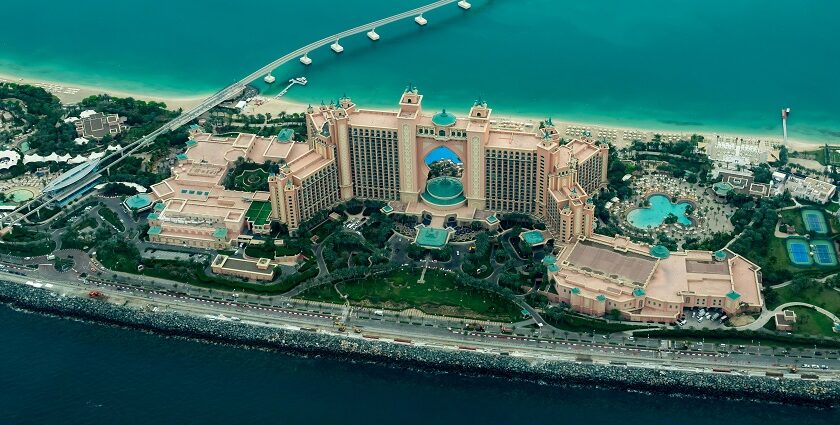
293 77 308 85
263 73 276 84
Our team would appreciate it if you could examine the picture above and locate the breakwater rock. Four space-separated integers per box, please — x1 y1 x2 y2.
1 280 838 408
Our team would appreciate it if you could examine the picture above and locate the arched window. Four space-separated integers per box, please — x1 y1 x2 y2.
439 129 446 137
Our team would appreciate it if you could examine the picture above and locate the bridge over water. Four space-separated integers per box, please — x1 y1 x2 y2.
2 0 469 227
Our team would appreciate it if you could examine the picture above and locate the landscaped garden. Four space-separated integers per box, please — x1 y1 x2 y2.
298 267 523 322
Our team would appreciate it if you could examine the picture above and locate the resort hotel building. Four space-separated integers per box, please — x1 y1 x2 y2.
541 234 764 323
143 88 764 322
148 87 609 249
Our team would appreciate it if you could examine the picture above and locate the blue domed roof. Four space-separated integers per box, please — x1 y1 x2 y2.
432 109 457 127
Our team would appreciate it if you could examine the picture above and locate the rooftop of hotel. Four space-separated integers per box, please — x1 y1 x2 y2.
563 238 657 286
558 235 763 308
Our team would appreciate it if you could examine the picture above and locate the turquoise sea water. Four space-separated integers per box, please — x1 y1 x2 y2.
627 194 692 228
1 1 839 143
1 304 838 424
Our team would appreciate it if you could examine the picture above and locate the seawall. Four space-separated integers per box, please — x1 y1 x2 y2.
1 280 837 408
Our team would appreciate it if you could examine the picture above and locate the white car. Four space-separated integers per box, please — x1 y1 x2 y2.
697 317 704 323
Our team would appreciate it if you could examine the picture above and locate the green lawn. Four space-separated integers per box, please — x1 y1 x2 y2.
779 209 807 235
98 207 126 232
788 306 838 338
297 268 522 322
771 284 840 317
234 168 269 192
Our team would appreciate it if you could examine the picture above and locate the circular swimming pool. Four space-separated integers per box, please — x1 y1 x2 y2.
5 188 35 203
627 194 693 229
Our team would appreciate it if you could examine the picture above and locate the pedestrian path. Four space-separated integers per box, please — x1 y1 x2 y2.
740 302 840 331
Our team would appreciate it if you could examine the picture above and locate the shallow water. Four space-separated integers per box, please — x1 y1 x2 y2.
1 0 839 142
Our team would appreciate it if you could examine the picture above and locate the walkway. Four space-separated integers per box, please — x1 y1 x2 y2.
740 302 840 331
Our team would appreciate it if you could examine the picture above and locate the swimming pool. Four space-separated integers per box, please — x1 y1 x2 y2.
5 188 35 203
626 195 693 229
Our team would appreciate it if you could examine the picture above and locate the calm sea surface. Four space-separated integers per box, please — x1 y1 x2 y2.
0 304 837 424
1 0 839 142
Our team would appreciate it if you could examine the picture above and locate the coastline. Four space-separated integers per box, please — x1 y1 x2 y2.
0 71 823 152
1 280 837 408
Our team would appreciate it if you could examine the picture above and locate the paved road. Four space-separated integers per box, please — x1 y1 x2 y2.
2 263 839 379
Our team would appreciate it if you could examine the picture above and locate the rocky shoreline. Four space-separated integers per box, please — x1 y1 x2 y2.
1 280 838 408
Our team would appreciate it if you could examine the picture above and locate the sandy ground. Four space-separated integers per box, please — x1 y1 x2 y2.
0 71 823 152
0 72 207 111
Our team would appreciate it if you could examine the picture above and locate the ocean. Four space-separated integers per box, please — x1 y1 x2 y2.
0 0 838 143
0 304 837 424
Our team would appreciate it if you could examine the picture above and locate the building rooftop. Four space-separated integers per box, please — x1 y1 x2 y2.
431 109 457 127
125 193 153 210
414 226 451 249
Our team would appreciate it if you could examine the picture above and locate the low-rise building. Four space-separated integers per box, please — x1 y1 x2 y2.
786 175 836 204
706 137 770 165
774 309 797 331
211 254 275 281
546 234 763 323
74 112 127 139
149 130 338 248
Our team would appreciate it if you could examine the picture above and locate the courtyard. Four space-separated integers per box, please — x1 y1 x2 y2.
608 174 735 246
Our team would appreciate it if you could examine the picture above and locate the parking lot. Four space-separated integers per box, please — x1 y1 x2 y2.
678 307 730 330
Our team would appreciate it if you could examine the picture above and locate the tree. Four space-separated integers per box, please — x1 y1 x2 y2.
778 146 789 165
608 309 622 321
753 164 772 184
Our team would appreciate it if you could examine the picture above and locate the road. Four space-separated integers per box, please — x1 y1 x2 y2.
1 263 838 381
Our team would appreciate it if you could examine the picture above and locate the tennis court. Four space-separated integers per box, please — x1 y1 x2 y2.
811 240 838 266
802 209 828 234
786 237 813 266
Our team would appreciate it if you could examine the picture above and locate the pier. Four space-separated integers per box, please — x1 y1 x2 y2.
276 78 308 98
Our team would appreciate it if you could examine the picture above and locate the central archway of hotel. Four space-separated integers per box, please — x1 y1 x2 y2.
420 146 465 227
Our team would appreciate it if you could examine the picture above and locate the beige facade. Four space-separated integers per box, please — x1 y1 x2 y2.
149 129 339 248
547 234 763 323
307 89 608 242
211 255 275 281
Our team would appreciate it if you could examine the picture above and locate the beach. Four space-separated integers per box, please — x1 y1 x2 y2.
1 71 822 153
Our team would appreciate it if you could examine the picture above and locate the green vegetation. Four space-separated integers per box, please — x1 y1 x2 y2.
60 216 106 250
298 268 522 322
101 183 138 197
768 277 840 317
0 84 75 158
542 307 644 333
138 257 316 294
54 257 75 272
321 232 374 272
223 158 279 191
462 232 493 278
0 227 56 257
98 207 125 232
632 136 711 182
243 237 312 258
234 168 270 192
787 306 838 338
104 156 167 187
